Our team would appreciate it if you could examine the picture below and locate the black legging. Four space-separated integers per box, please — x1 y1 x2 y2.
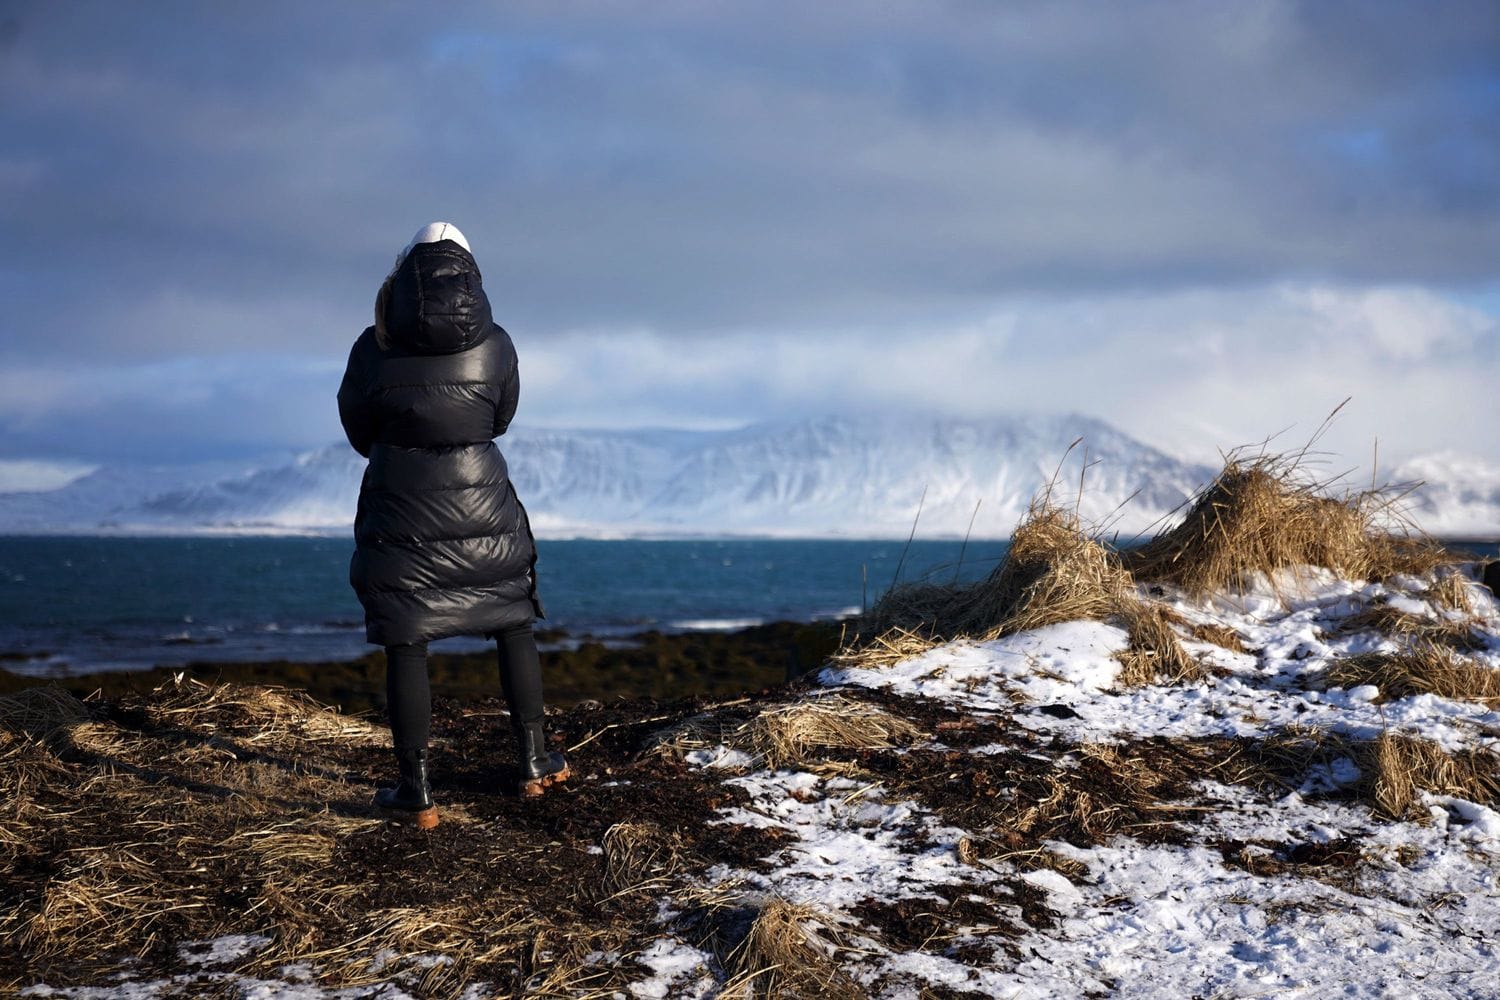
385 622 545 751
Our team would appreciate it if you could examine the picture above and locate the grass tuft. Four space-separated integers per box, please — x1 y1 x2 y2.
1335 602 1483 651
1368 732 1498 819
0 686 89 739
1113 602 1204 687
1428 568 1478 615
143 678 386 749
713 895 865 1000
1258 726 1499 820
826 625 940 672
1123 455 1449 596
602 822 685 895
743 695 925 769
842 499 1201 687
1189 622 1248 654
1324 644 1500 708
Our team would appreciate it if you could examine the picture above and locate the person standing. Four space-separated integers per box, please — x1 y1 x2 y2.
338 222 569 828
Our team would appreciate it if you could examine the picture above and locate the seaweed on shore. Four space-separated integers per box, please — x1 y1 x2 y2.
0 619 842 716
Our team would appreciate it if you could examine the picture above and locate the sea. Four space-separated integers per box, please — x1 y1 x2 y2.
0 536 1013 676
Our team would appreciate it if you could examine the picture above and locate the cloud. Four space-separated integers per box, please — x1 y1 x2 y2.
0 356 343 464
4 283 1487 471
0 459 97 493
508 283 1498 467
0 1 1495 465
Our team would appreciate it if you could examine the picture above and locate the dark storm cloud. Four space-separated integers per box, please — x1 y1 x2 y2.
2 0 1496 359
0 1 1496 471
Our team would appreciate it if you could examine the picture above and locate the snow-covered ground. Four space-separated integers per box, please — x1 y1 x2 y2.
631 563 1500 998
20 563 1500 999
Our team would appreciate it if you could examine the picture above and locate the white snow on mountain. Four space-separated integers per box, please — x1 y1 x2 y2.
134 447 369 530
0 415 1493 539
0 458 279 534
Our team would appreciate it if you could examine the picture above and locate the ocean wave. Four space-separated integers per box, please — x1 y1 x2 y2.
665 617 765 632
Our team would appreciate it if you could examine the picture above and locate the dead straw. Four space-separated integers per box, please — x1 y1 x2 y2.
1123 454 1449 596
1325 644 1500 708
742 695 926 769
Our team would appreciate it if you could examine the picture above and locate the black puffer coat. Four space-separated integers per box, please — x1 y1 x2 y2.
337 239 541 646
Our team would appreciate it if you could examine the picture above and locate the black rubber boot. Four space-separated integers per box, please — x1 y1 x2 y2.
374 747 439 828
517 720 570 797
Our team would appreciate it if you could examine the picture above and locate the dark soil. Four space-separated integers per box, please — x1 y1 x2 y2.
0 683 811 993
0 669 1231 995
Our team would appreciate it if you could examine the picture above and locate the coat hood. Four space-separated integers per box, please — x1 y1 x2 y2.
379 240 494 356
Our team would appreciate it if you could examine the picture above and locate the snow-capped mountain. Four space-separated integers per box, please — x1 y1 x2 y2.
0 415 1493 539
135 447 369 529
0 458 280 534
516 414 1209 538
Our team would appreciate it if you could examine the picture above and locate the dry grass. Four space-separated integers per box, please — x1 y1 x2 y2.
644 712 729 761
143 677 386 748
843 500 1201 687
242 875 619 993
675 881 865 998
646 693 927 773
838 451 1464 696
1335 602 1483 651
58 720 136 759
742 695 925 769
710 895 865 1000
1124 456 1449 596
1259 726 1500 820
1324 644 1500 708
1114 602 1205 686
826 626 941 672
1005 742 1193 842
7 846 210 958
856 584 958 640
519 926 637 1000
890 738 1263 855
6 677 823 996
0 731 71 802
956 835 1090 881
1190 622 1248 654
0 679 630 992
974 504 1132 639
0 686 89 739
1369 733 1498 819
230 822 341 871
1429 569 1479 615
854 503 1129 641
603 822 685 894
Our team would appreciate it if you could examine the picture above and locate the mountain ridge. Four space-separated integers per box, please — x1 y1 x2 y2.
0 415 1493 539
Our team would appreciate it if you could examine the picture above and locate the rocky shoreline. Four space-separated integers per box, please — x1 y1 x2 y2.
0 620 845 718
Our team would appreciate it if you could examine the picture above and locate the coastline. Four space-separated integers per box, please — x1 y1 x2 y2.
0 619 845 717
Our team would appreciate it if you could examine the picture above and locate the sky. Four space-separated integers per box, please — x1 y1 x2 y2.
0 0 1496 488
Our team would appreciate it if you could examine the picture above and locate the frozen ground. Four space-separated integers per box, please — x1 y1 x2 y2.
19 565 1500 999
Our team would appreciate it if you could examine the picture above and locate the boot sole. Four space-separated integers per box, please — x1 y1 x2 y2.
520 764 572 797
375 800 440 830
